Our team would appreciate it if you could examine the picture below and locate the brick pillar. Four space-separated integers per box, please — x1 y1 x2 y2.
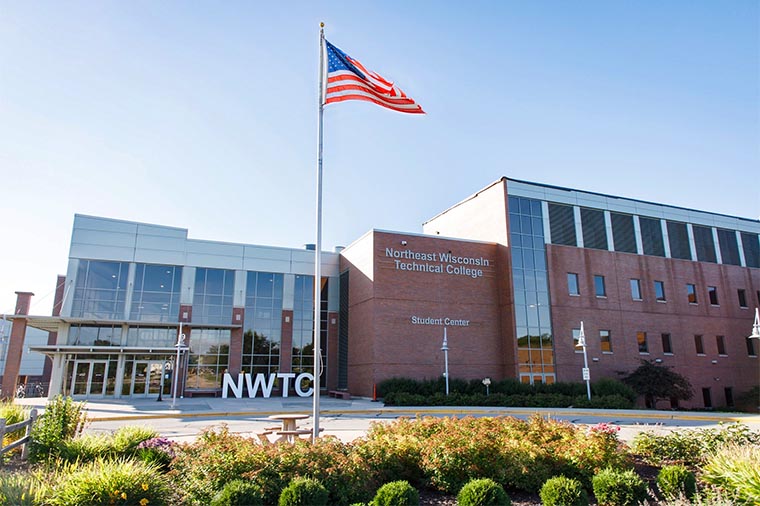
2 292 34 400
229 307 244 375
280 310 293 373
326 311 339 390
41 276 66 385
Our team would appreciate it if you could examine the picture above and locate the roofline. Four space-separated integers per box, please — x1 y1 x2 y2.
422 178 506 226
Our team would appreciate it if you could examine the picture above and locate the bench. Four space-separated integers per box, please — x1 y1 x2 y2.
328 390 351 400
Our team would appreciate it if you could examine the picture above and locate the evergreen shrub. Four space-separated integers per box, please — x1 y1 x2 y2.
371 480 418 506
656 465 696 501
592 468 649 506
278 477 328 506
210 479 264 506
456 478 510 506
539 476 588 506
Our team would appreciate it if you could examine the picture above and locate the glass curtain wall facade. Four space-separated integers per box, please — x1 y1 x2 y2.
292 275 329 382
509 196 555 384
242 272 284 376
71 260 129 319
130 264 182 322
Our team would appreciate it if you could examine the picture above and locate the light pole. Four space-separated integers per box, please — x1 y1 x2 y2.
442 327 450 396
749 308 760 410
575 321 591 401
171 322 187 409
482 377 491 396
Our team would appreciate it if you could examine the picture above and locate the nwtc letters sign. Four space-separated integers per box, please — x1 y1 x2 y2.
222 372 314 398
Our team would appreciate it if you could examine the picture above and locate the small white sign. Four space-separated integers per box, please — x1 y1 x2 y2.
582 368 590 381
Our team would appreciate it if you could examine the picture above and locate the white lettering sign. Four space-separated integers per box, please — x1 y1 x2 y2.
222 372 315 398
385 247 490 279
410 316 470 326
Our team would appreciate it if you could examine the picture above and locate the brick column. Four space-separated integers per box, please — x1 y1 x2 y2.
41 276 66 385
228 307 244 375
1 292 34 400
326 311 339 390
280 310 293 373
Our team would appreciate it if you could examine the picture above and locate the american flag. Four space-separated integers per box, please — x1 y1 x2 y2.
324 40 424 114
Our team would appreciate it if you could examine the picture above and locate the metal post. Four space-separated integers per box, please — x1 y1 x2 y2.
442 327 450 395
157 361 166 402
576 321 591 400
749 308 760 410
171 322 185 409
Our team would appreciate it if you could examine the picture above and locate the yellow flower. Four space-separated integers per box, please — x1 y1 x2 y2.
142 483 149 491
140 499 149 506
121 492 127 500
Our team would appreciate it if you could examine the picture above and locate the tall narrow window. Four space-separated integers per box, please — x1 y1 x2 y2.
716 335 726 356
708 286 719 306
567 273 580 296
741 232 760 268
581 208 608 250
695 334 705 355
693 225 717 263
686 284 697 304
747 337 757 357
661 333 673 354
594 275 606 298
637 331 649 353
600 330 612 353
717 229 741 266
549 203 577 246
630 279 642 300
702 387 712 408
738 289 748 308
611 213 637 253
654 281 666 302
640 217 665 257
667 221 692 260
572 328 582 353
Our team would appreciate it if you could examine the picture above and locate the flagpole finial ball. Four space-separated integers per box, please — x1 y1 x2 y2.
320 22 324 28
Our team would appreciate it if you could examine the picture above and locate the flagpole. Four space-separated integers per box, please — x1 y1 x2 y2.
312 22 326 442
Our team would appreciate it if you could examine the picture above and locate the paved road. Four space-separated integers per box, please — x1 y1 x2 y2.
17 395 760 444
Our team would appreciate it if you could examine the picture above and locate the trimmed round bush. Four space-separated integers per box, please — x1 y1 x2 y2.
372 480 419 506
279 477 329 506
456 478 511 506
592 468 649 506
539 476 589 506
211 479 264 506
656 465 697 501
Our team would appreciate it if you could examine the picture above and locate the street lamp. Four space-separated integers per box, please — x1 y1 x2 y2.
442 327 450 396
749 308 760 410
171 322 187 409
575 321 591 401
482 377 491 396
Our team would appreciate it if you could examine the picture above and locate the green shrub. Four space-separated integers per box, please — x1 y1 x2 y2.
371 480 418 506
135 437 176 470
210 479 264 506
456 478 510 506
632 422 760 467
701 443 760 504
49 457 172 505
539 476 588 506
278 477 328 506
58 425 158 462
592 468 649 506
657 464 696 501
29 396 88 463
592 378 636 402
0 469 50 505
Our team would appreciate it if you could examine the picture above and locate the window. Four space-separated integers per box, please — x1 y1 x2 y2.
193 268 235 325
640 217 665 257
667 221 692 260
581 208 608 250
724 387 734 408
637 331 649 353
693 225 717 263
716 335 726 356
572 328 582 353
630 279 642 300
717 229 741 266
549 203 577 246
594 275 606 297
702 387 712 408
611 213 637 253
654 281 666 302
741 232 760 268
738 289 748 308
567 273 580 296
600 330 612 353
747 337 757 357
695 334 705 355
687 284 697 304
661 333 673 354
708 286 719 306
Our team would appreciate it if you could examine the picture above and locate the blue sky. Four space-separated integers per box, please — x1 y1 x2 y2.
1 1 758 315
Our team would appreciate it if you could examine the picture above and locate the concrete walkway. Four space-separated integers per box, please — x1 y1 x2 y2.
16 395 760 444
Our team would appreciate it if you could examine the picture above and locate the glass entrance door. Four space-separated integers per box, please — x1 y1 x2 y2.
71 360 108 397
131 361 165 397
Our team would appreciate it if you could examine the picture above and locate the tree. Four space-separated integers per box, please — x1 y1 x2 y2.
622 360 693 408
